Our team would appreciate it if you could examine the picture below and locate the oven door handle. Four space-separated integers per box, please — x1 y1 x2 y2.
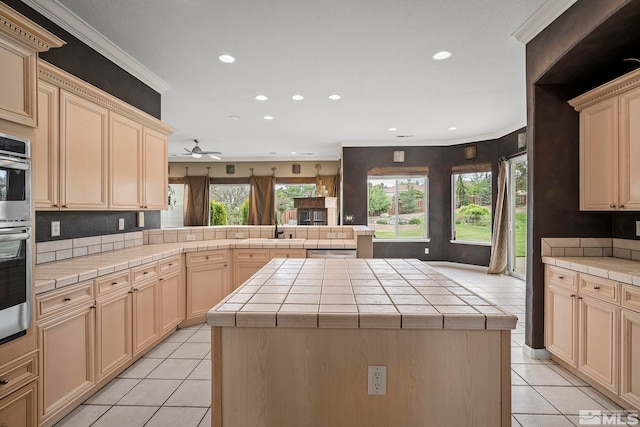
0 158 29 171
0 231 30 242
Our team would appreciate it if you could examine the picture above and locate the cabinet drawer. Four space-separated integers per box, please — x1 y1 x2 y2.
622 284 640 312
0 351 37 401
159 255 181 275
233 249 270 262
579 274 619 304
187 250 228 267
270 249 306 259
36 280 94 320
95 271 131 296
131 262 158 284
545 265 577 290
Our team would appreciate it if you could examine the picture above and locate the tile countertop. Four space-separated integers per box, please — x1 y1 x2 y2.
542 256 640 286
35 238 356 295
206 258 518 330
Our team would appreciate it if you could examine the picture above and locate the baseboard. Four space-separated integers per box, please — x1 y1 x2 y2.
523 344 551 360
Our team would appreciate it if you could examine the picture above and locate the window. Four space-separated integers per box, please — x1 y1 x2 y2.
367 176 427 239
451 170 492 244
275 183 316 225
161 183 184 228
210 184 250 225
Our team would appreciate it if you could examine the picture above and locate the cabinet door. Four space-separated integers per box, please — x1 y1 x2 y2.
187 262 229 319
38 305 95 422
109 112 142 209
544 283 577 367
619 86 640 210
159 270 183 334
132 279 160 357
0 381 37 427
33 80 59 209
578 296 619 393
95 289 132 381
0 36 37 127
142 128 168 209
620 309 640 408
59 90 109 210
580 98 618 210
232 262 266 290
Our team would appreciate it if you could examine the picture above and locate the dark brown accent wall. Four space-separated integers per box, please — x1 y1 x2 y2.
526 0 640 349
342 129 524 265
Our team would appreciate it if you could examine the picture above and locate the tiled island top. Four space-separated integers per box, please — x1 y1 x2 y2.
206 258 517 330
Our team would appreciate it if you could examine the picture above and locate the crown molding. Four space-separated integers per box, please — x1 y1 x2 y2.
512 0 577 44
0 2 65 51
22 0 170 94
568 67 640 111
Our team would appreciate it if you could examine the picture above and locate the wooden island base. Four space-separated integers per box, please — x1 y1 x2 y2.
211 327 512 427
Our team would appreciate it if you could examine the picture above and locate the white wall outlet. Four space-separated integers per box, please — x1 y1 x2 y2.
424 248 429 254
337 232 347 238
235 232 244 238
186 234 196 241
636 221 640 237
118 218 125 230
51 221 60 237
327 232 336 238
137 211 145 227
368 365 387 395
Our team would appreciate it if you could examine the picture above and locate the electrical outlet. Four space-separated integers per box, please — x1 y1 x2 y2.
368 365 387 395
118 218 125 230
137 211 145 227
636 221 640 237
51 221 60 237
424 248 429 254
186 234 196 241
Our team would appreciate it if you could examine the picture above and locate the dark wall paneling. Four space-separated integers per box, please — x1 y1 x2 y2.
341 129 524 265
36 211 160 243
4 0 161 118
525 0 637 349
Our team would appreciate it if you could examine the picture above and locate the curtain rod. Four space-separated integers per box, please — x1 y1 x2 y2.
499 150 526 162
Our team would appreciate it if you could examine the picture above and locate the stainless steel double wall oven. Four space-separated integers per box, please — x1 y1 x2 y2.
0 133 32 344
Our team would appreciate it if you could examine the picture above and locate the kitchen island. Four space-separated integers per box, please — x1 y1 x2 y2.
206 258 516 427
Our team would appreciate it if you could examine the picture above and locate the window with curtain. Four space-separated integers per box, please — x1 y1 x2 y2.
367 175 428 239
451 165 492 244
210 184 250 225
161 183 185 228
275 182 316 225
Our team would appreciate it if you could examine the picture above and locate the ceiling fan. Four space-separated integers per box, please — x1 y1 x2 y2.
180 139 222 159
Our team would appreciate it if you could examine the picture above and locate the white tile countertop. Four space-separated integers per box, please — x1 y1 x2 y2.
34 238 356 295
542 256 640 286
206 258 518 330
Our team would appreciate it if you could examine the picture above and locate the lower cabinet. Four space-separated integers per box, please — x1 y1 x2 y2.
132 278 160 357
36 285 95 425
0 381 37 427
232 249 270 289
186 250 230 320
159 256 183 334
544 282 578 366
95 284 132 381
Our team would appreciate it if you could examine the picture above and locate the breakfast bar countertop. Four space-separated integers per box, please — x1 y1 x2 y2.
206 258 517 330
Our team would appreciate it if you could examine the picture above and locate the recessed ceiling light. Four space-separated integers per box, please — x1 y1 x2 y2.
388 127 397 131
291 151 297 155
218 54 235 63
448 126 457 131
255 95 268 101
328 94 341 100
268 151 277 155
432 51 452 60
292 94 304 101
264 115 274 120
228 115 241 120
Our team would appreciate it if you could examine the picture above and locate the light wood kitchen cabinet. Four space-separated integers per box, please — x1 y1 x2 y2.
59 89 109 210
131 271 160 358
620 284 640 409
159 256 183 334
570 67 640 211
33 80 60 209
0 381 37 427
142 127 169 210
545 282 578 367
109 112 143 209
269 248 306 259
36 282 95 425
94 272 133 381
232 249 270 289
186 250 230 320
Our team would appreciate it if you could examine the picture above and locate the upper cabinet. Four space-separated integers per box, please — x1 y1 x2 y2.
0 3 64 127
35 60 172 211
570 69 640 211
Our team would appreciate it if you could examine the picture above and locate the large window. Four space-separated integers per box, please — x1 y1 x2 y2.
210 184 250 225
161 184 185 228
367 176 427 239
275 183 316 225
451 170 492 244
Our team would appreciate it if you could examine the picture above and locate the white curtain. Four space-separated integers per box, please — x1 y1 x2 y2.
488 160 509 274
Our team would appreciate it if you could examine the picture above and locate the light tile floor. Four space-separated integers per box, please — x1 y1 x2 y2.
55 261 635 427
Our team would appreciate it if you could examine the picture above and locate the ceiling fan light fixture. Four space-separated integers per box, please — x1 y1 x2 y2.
191 152 202 158
433 51 452 60
218 54 235 63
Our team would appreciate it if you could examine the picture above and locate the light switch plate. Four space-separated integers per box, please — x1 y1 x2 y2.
137 211 145 227
118 218 125 230
51 221 60 237
636 221 640 237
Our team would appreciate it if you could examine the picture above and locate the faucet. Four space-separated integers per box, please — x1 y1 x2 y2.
274 222 284 239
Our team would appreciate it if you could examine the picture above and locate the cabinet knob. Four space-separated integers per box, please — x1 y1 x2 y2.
249 254 253 258
62 204 67 208
206 256 209 260
578 296 583 300
169 263 173 267
143 271 148 275
64 297 71 302
128 290 133 294
610 204 616 208
133 288 139 292
570 294 576 298
621 205 625 208
593 286 600 290
90 305 96 309
53 204 58 208
0 379 9 385
558 276 564 279
112 282 118 285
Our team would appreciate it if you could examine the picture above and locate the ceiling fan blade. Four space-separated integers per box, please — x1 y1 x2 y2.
184 147 192 154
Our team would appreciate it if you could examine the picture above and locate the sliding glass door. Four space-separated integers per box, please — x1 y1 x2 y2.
508 155 527 279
